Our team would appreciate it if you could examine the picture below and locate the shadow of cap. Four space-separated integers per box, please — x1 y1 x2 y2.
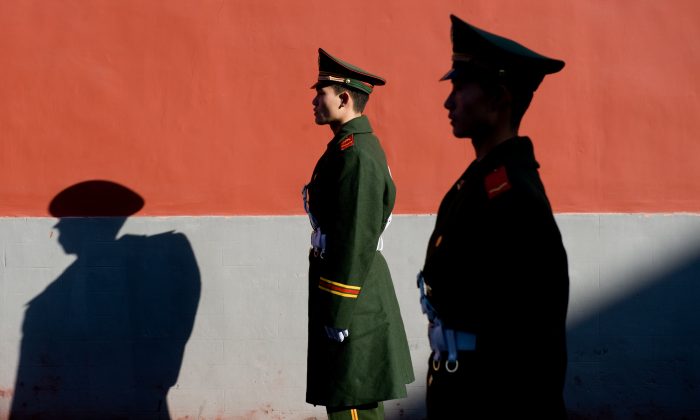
49 180 145 217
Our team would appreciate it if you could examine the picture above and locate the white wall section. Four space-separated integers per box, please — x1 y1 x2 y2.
1 215 699 419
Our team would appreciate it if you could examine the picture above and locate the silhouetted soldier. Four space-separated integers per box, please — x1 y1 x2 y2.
10 180 200 419
418 16 570 418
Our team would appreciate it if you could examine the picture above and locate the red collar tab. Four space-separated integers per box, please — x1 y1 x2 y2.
339 134 355 151
485 166 511 198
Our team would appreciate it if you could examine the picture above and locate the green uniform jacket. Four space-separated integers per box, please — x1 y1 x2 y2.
305 115 414 407
422 137 569 414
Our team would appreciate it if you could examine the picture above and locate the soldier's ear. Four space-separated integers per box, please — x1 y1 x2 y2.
338 91 351 108
489 84 512 112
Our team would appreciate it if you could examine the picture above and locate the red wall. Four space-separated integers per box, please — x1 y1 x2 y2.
2 0 699 216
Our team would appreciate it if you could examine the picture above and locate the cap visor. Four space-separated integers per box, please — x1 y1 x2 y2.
439 68 456 81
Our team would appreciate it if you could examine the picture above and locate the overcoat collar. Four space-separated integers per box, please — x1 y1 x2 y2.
327 115 373 148
478 136 540 170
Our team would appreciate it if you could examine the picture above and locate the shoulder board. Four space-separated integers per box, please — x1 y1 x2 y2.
485 166 511 199
339 134 354 151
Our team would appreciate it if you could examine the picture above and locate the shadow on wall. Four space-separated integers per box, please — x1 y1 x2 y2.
10 180 201 419
566 248 700 419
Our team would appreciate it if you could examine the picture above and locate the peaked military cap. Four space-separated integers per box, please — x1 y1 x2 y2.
441 14 565 92
312 48 385 95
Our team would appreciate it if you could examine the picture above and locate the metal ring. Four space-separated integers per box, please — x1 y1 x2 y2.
432 359 441 371
445 359 459 373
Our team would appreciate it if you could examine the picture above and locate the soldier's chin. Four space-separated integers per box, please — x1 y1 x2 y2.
452 126 469 139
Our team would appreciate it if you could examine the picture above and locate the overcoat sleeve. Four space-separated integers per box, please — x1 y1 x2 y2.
316 147 386 329
477 167 569 390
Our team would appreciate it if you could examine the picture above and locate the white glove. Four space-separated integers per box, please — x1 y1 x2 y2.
324 326 349 342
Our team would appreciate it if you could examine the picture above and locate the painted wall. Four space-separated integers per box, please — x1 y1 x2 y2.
1 215 700 419
3 1 700 419
2 0 700 216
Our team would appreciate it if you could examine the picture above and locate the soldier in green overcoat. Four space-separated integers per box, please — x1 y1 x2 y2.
418 16 570 418
303 48 414 420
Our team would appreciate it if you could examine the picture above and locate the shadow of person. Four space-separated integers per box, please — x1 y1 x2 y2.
10 180 201 419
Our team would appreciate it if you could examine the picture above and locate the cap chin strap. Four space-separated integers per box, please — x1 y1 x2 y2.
318 74 351 84
452 53 473 63
317 72 374 94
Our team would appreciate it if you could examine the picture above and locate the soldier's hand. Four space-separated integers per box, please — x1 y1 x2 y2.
324 326 349 342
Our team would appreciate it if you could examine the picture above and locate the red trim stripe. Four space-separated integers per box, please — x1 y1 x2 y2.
320 281 360 295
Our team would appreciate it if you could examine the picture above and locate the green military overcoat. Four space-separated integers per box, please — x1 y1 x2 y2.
305 115 414 407
422 137 569 417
